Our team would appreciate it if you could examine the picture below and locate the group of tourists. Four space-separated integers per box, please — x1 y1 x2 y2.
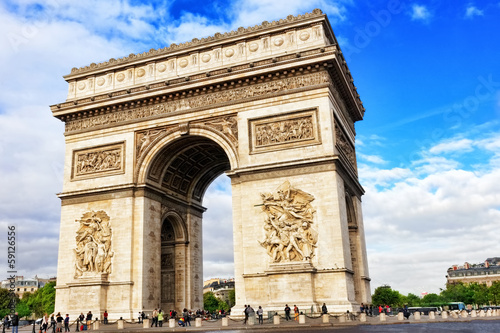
2 312 19 333
149 308 193 327
359 303 393 316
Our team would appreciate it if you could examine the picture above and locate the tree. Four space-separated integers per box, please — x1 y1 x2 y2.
15 300 31 319
371 286 403 307
203 292 228 313
488 281 500 305
0 288 17 319
403 293 421 307
421 293 443 306
228 289 235 308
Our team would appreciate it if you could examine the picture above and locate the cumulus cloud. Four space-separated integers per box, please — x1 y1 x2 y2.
410 4 431 22
465 4 484 18
429 138 474 154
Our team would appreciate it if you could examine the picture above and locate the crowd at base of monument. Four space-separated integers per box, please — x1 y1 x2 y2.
4 307 500 332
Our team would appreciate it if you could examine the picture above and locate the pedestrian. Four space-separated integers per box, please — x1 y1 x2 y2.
151 308 158 327
3 315 10 329
64 314 70 332
243 305 248 324
284 304 291 321
157 310 163 327
56 313 63 332
183 309 190 326
293 305 299 321
257 306 263 324
360 303 365 313
322 303 328 314
11 312 19 333
49 314 56 333
86 311 92 330
103 311 108 325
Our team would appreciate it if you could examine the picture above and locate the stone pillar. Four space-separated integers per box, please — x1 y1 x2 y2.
222 317 228 326
248 315 255 325
379 313 386 322
299 314 306 324
414 312 421 320
117 319 124 329
360 313 367 322
338 314 346 323
397 312 404 321
429 311 435 320
487 309 492 317
451 311 458 319
93 320 100 330
195 317 202 327
169 318 175 327
471 310 477 318
442 311 448 319
461 310 468 318
479 310 485 317
322 314 329 323
273 314 280 325
142 319 149 328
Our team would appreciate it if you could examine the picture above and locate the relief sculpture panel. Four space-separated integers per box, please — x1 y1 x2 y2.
250 109 320 154
72 142 125 180
74 210 113 278
335 124 357 172
259 181 318 263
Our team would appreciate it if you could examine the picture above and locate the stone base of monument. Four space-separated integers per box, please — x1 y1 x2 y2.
429 311 435 319
222 317 228 326
169 319 175 328
359 313 366 322
461 310 468 318
397 312 404 321
117 319 124 329
273 315 280 325
379 313 386 322
299 314 305 324
442 311 448 319
93 321 100 330
414 312 421 320
142 319 149 328
471 310 477 318
195 318 202 327
322 314 329 323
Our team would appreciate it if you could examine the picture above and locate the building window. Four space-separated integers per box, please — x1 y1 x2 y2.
31 288 34 291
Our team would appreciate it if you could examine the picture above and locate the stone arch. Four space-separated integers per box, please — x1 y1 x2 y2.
136 125 239 187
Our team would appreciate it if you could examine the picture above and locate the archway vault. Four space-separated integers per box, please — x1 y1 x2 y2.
142 133 232 204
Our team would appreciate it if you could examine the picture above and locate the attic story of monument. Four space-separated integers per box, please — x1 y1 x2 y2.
51 9 371 319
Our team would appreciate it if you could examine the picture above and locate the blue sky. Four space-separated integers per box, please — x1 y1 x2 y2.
0 0 499 297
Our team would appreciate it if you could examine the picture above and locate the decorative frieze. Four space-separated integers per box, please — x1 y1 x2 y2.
72 142 125 180
65 71 330 133
335 124 357 171
249 108 320 154
74 210 113 278
259 181 318 263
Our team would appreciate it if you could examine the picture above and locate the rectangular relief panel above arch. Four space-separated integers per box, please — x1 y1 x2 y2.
71 142 125 181
248 108 321 154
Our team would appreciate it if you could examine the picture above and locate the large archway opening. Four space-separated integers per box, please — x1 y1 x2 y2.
145 134 234 311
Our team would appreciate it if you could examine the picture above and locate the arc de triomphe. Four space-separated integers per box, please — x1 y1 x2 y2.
51 9 371 319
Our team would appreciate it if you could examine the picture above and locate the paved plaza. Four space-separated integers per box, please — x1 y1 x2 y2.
12 316 500 333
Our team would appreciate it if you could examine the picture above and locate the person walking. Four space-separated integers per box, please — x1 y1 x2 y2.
151 309 158 327
257 306 263 324
49 314 56 333
243 305 248 324
64 314 70 332
41 314 49 333
284 304 291 321
11 312 19 333
157 310 163 327
293 305 299 321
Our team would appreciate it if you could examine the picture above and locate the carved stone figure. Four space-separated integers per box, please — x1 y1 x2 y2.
255 116 313 147
259 181 318 262
75 147 122 176
74 210 113 277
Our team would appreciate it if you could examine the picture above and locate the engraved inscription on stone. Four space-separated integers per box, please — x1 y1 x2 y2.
259 181 318 263
74 210 113 278
250 109 321 153
72 142 125 179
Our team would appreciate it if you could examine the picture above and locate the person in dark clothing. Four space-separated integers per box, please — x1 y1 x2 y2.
284 304 291 321
322 303 328 314
64 314 70 332
11 313 19 333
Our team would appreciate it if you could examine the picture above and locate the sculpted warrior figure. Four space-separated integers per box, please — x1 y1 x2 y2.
259 181 318 263
74 210 113 277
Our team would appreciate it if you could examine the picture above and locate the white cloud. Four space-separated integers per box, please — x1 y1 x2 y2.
358 153 387 164
410 4 431 22
465 5 484 18
429 138 474 154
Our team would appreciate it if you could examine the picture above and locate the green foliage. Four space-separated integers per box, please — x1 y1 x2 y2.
203 292 229 313
15 300 31 319
0 287 17 319
371 286 404 307
421 293 443 306
402 293 421 307
489 281 500 305
228 289 235 308
20 281 57 318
